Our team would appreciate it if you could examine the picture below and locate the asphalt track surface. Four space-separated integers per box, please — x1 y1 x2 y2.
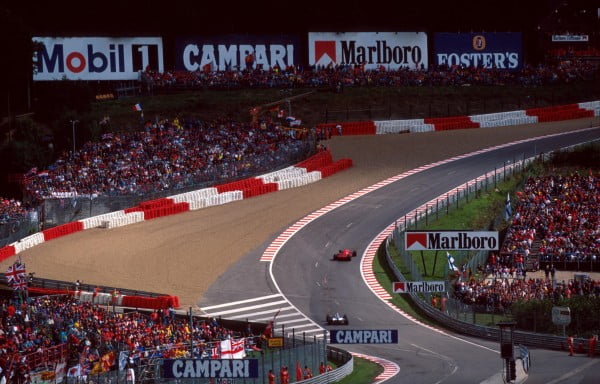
201 127 600 384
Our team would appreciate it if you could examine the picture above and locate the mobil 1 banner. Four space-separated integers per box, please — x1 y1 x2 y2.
175 35 301 71
33 37 164 81
434 32 522 70
309 32 428 70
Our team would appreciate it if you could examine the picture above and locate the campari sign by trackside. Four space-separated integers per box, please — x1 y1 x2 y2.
162 359 259 379
329 329 399 344
405 231 499 251
309 32 428 70
33 37 164 81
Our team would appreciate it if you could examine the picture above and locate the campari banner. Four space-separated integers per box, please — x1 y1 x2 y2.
175 35 301 71
33 37 164 81
308 32 428 70
434 32 522 70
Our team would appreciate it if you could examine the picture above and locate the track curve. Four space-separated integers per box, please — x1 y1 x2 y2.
270 127 600 383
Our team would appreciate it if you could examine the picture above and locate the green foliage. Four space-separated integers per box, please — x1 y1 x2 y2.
510 296 600 336
333 356 383 384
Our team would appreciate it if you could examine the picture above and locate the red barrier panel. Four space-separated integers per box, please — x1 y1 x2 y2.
142 202 190 220
296 150 333 172
124 207 144 213
42 221 84 241
216 178 264 193
139 198 175 210
0 245 16 262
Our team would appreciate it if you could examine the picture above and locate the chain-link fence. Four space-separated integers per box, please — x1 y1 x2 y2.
41 141 316 228
64 333 330 384
0 213 40 247
386 153 537 324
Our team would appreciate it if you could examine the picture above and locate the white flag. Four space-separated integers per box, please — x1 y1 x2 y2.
447 252 458 271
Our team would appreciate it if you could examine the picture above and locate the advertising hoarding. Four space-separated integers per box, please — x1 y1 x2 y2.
175 35 301 71
33 37 164 81
405 231 499 251
329 329 399 344
434 32 522 70
393 281 446 293
163 359 259 379
308 32 428 70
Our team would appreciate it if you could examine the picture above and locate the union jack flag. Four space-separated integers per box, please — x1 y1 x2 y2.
5 262 26 285
12 279 28 291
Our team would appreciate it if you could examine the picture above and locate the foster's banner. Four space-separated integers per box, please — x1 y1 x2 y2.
434 33 522 70
33 37 164 81
309 32 428 70
175 35 300 71
405 231 499 251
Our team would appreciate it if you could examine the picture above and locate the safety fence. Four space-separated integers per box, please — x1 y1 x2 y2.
373 100 600 134
381 142 600 355
0 214 39 247
63 332 345 384
41 141 316 229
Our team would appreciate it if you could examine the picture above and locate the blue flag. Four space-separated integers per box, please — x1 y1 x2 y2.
505 192 512 220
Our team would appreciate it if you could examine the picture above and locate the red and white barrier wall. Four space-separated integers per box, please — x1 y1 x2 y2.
374 100 599 134
1 100 597 308
0 149 352 308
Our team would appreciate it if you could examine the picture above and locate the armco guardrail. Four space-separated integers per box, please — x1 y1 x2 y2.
383 139 600 355
295 347 353 384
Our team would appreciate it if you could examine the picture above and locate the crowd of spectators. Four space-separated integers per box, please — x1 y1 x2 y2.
455 273 600 311
23 117 311 202
0 295 256 381
454 171 600 309
511 172 599 264
0 198 28 225
142 60 599 91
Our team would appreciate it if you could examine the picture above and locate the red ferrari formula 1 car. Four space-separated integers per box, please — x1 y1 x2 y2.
333 249 357 261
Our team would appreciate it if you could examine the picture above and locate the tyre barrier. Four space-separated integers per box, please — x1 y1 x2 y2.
526 104 595 122
317 121 377 136
42 221 84 241
578 101 600 116
374 100 599 135
424 116 480 131
296 150 334 172
241 182 279 198
139 197 176 210
101 211 145 229
216 178 265 193
318 158 354 178
169 187 218 203
12 232 45 254
80 210 128 230
142 202 190 220
0 245 16 262
375 119 436 134
259 166 309 183
276 171 322 190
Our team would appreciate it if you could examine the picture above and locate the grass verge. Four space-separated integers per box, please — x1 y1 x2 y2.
333 356 384 384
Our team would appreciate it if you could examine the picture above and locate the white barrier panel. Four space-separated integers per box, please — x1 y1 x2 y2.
12 232 46 253
478 115 538 128
80 210 127 230
375 119 430 134
169 187 218 203
259 166 308 183
470 110 529 123
411 124 435 133
101 212 144 229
